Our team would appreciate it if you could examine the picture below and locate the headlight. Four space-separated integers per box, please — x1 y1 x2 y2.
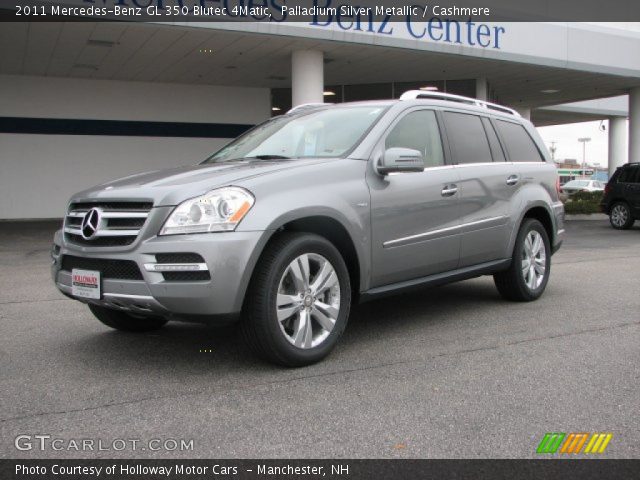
159 187 254 235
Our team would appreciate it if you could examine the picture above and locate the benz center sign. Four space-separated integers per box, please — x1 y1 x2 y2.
309 5 506 49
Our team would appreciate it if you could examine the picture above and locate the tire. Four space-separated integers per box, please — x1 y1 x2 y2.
609 201 635 230
494 218 551 302
241 232 351 367
88 304 168 332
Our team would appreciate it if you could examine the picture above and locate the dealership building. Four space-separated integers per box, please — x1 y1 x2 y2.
1 19 640 219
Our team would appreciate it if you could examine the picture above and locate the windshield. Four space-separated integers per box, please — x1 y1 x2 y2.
204 105 387 163
565 180 590 187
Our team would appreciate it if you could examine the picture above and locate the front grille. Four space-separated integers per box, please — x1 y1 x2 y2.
60 255 143 280
107 217 146 228
66 216 82 227
69 202 153 212
64 201 153 247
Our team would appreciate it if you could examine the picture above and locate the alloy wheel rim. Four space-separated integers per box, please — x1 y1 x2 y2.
521 230 546 290
611 205 627 227
276 253 341 349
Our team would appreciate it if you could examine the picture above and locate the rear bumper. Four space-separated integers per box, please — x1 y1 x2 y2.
551 201 565 255
551 240 563 255
52 228 271 323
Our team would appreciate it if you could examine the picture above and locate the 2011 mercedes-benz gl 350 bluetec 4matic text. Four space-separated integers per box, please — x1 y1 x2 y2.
52 91 565 366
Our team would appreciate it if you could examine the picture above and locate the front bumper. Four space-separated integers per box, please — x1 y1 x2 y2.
52 225 270 323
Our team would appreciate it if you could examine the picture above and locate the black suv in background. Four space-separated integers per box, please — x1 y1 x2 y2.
602 162 640 229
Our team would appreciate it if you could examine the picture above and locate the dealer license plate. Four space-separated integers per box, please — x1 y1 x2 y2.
71 269 101 299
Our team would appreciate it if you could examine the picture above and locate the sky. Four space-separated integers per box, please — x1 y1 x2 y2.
537 120 619 167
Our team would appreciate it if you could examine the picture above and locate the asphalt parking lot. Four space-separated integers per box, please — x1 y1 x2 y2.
0 218 638 459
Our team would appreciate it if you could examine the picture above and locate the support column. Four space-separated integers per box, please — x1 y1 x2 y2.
475 78 488 101
608 117 627 178
516 108 531 121
291 50 324 108
629 87 640 164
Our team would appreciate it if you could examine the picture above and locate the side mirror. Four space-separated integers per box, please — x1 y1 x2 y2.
376 148 425 175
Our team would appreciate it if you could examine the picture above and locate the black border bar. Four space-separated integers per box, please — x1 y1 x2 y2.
2 0 640 22
2 459 640 480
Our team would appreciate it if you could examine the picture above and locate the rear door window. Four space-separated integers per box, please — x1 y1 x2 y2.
617 167 640 183
443 112 493 164
496 120 545 162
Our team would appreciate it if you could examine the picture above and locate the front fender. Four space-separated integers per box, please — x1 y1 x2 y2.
235 159 371 292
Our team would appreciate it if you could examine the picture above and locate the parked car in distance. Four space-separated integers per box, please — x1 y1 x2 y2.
561 179 605 195
52 90 565 367
601 162 640 229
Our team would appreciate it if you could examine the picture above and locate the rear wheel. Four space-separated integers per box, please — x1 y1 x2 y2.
494 218 551 302
88 304 168 332
609 202 634 230
241 232 351 367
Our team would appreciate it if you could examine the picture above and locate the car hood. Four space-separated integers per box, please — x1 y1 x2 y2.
70 158 335 206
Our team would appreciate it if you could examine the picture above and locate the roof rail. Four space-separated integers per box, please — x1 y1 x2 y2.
287 103 329 114
399 90 520 117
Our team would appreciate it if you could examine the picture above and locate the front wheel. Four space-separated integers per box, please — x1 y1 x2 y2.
609 202 634 230
494 218 551 302
241 232 351 367
88 304 168 332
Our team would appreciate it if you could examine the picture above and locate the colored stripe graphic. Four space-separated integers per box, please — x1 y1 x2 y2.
538 433 613 454
537 433 565 453
560 433 588 454
584 433 613 454
560 434 575 453
572 433 589 453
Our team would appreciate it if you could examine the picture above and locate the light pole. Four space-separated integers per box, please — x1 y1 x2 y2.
578 137 591 177
549 141 557 161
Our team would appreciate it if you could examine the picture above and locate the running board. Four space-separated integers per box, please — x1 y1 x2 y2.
360 259 511 302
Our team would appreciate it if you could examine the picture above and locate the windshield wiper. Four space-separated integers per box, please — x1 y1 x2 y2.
245 155 291 160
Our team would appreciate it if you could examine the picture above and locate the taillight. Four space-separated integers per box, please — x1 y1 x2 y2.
556 177 561 195
604 183 611 195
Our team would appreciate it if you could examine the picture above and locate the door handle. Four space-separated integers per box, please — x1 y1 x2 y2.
506 175 519 186
441 184 458 197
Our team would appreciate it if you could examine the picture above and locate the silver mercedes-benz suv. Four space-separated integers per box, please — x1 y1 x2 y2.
52 91 564 366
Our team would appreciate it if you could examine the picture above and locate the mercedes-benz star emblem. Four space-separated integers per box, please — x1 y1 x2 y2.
81 208 101 240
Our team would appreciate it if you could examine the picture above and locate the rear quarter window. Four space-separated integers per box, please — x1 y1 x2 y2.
496 120 545 162
617 167 640 183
